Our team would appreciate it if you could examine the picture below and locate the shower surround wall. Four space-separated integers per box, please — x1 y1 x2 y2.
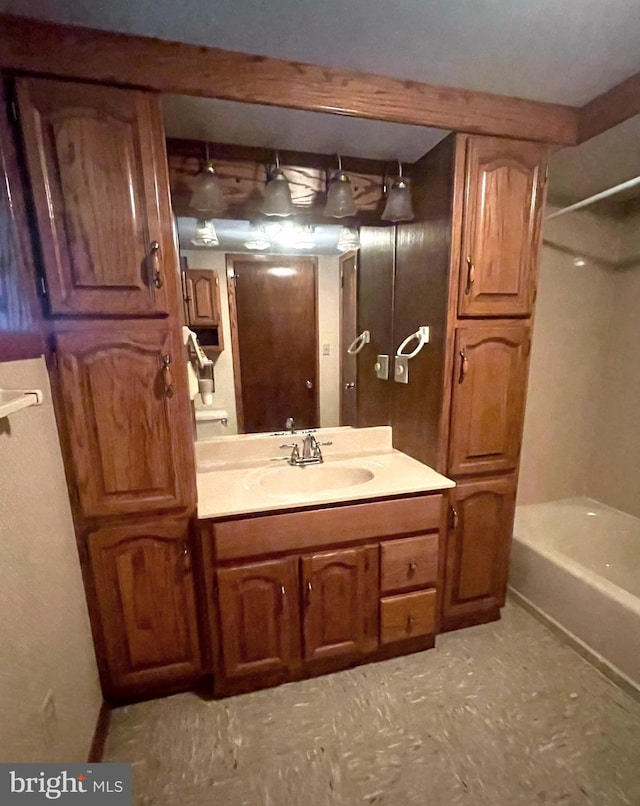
518 205 640 513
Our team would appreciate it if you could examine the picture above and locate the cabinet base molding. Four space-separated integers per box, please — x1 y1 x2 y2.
211 635 436 698
440 604 501 633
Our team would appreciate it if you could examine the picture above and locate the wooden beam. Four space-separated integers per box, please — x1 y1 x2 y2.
0 14 578 146
579 71 640 142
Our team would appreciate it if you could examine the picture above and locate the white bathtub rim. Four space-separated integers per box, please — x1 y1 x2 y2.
512 531 640 616
508 587 640 700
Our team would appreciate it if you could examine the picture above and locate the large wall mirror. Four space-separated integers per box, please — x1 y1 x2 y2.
162 95 449 435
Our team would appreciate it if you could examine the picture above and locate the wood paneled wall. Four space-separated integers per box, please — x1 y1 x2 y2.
0 82 44 361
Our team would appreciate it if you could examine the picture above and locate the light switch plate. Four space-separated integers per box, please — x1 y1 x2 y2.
394 355 409 383
374 354 389 380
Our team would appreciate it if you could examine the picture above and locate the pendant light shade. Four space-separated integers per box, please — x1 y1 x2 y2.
382 162 414 222
190 145 226 214
191 219 219 247
262 153 295 217
337 226 360 252
324 156 357 218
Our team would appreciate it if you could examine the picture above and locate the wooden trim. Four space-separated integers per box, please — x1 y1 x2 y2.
225 255 245 433
87 701 111 762
579 71 640 143
0 14 577 146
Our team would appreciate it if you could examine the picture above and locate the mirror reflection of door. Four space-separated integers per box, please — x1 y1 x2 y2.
227 255 319 433
340 251 358 427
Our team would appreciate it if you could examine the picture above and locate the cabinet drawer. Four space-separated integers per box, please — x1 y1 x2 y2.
380 590 437 644
214 494 443 561
380 534 438 593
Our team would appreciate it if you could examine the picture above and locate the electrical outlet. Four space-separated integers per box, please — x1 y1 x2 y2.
41 689 57 746
322 343 331 356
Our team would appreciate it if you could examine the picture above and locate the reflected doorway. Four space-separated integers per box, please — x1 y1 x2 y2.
227 254 319 433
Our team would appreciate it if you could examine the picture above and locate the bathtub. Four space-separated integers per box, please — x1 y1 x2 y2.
510 496 640 693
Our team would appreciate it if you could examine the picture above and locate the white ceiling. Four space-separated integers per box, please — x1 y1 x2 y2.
4 0 640 106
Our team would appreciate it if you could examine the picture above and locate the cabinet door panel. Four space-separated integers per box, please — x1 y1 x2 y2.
458 137 547 317
449 324 530 476
443 475 517 627
16 77 170 316
88 518 201 694
217 558 300 679
302 547 375 662
55 325 194 517
186 269 220 326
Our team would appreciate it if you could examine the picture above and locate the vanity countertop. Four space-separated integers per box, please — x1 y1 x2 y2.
195 427 455 519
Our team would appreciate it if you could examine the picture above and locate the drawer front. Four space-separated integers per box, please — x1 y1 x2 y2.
214 494 443 561
380 534 438 593
380 590 437 644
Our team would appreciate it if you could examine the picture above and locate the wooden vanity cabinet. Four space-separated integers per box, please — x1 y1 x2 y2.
88 517 201 699
16 77 175 317
216 558 301 680
204 493 446 695
302 546 378 662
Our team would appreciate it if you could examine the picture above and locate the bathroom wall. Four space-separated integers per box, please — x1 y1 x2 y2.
183 250 342 436
588 210 640 517
519 205 640 515
518 208 617 504
0 357 102 762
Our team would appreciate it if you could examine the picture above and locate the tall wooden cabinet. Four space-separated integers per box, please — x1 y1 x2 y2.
442 135 546 629
373 132 547 631
14 76 199 701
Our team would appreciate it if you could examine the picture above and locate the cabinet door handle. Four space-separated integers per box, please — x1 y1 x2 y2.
305 580 313 608
458 350 468 383
450 505 459 531
162 354 174 398
182 541 191 573
464 255 475 295
408 561 417 573
150 240 163 289
406 615 416 631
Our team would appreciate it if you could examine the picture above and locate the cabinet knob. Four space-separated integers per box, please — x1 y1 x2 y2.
162 354 174 398
450 505 459 531
181 541 191 573
305 580 313 608
465 255 475 295
458 350 468 384
150 241 163 289
306 380 313 389
408 561 417 573
406 614 416 631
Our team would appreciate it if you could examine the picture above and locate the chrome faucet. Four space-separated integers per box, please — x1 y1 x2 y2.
277 433 332 466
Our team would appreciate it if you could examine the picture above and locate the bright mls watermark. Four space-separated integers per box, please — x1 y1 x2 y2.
1 764 131 804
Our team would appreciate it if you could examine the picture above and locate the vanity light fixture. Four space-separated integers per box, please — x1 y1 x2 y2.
262 152 295 217
190 144 226 214
191 219 219 247
382 161 414 222
324 155 358 218
337 226 360 252
243 222 270 251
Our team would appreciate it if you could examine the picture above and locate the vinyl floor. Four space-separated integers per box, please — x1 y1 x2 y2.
103 601 640 805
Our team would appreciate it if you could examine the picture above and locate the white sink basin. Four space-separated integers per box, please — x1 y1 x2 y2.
257 463 375 496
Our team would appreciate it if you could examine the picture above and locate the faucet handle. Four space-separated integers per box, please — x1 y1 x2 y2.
318 440 333 447
285 417 295 433
279 443 298 449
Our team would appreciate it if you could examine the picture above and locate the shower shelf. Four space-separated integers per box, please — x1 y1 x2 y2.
0 388 43 418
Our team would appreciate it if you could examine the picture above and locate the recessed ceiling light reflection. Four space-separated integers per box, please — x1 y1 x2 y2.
268 267 297 277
